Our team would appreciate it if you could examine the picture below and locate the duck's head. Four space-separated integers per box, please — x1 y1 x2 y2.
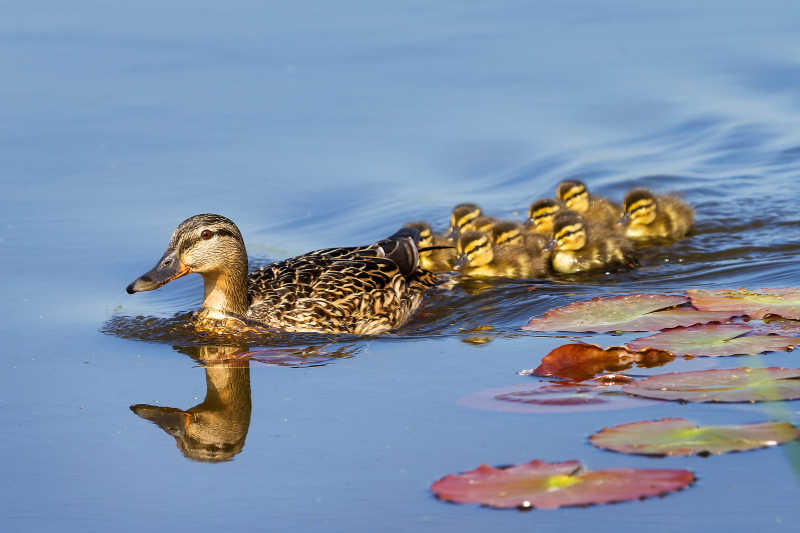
490 221 524 248
126 214 250 317
547 210 587 252
556 180 590 213
621 188 658 226
526 198 563 236
454 230 494 269
449 203 483 235
402 221 434 248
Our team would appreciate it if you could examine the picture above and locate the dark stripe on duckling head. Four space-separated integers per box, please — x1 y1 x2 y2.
451 203 482 229
529 198 563 220
623 188 656 212
459 230 491 255
552 210 586 237
491 221 523 246
556 180 587 203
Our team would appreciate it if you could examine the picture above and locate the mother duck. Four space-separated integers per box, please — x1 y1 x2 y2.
126 214 438 334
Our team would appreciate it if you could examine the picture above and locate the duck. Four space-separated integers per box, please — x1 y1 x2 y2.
449 203 483 235
126 214 438 335
547 210 637 274
402 221 457 272
454 230 548 278
556 180 620 229
621 188 694 241
490 220 549 258
524 198 564 238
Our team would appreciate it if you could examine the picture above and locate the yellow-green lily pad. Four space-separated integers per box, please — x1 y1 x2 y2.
590 418 799 456
625 324 800 357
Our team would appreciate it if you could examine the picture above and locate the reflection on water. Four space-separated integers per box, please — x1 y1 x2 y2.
131 345 252 463
129 343 360 462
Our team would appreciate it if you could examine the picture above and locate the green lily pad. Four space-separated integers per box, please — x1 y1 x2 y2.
523 294 736 333
590 418 799 456
625 324 800 357
431 459 694 510
622 367 800 402
687 288 800 320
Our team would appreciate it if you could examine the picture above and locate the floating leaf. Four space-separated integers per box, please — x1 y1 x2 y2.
687 288 800 320
431 459 694 510
523 294 735 333
533 343 674 380
590 418 799 456
750 318 800 336
458 382 656 414
625 324 800 357
622 367 800 402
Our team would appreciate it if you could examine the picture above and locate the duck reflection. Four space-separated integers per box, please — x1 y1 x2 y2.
131 345 252 463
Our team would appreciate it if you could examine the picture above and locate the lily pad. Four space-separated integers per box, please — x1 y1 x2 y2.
590 418 799 456
533 343 674 380
431 459 694 510
523 294 735 333
625 324 800 357
458 382 657 414
687 288 800 320
622 367 800 402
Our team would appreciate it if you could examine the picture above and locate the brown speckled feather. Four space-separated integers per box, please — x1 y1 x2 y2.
246 244 438 334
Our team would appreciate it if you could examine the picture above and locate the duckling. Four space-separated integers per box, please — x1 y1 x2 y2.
490 220 549 258
454 230 547 278
403 221 457 272
449 203 483 235
126 214 438 335
462 215 498 234
548 210 636 274
524 198 564 238
556 180 620 229
621 188 694 241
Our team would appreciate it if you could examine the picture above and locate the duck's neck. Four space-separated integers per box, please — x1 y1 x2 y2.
199 258 250 318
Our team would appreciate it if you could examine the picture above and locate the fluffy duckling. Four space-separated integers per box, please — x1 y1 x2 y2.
556 180 620 229
621 188 694 241
403 221 457 272
490 220 548 258
455 230 547 278
462 215 498 234
126 214 438 335
525 198 564 238
449 203 483 235
548 210 636 274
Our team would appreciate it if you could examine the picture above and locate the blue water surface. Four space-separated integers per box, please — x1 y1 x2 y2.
2 1 800 531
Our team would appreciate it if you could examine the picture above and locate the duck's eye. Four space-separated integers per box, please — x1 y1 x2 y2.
201 230 213 240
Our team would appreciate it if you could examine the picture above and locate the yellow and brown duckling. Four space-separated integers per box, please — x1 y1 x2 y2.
547 210 636 274
402 221 457 272
490 220 549 257
556 180 620 229
449 203 483 235
126 214 438 335
525 198 564 238
621 188 694 242
461 215 498 234
455 229 548 278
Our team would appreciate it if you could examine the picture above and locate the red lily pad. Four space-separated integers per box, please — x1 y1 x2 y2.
687 288 800 320
590 418 800 456
622 367 800 402
750 318 800 336
625 324 800 357
533 343 674 380
523 294 735 333
431 459 694 509
458 381 656 414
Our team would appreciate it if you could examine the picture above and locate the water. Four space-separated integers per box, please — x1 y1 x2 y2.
3 1 800 531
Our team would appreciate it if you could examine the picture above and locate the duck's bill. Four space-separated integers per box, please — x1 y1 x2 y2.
453 255 468 270
126 252 189 294
130 404 189 437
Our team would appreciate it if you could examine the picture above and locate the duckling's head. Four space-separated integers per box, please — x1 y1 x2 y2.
622 188 658 226
455 230 494 269
556 180 590 213
449 203 483 234
403 221 434 248
490 221 524 248
462 215 497 234
549 210 587 252
526 198 563 236
126 214 247 296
